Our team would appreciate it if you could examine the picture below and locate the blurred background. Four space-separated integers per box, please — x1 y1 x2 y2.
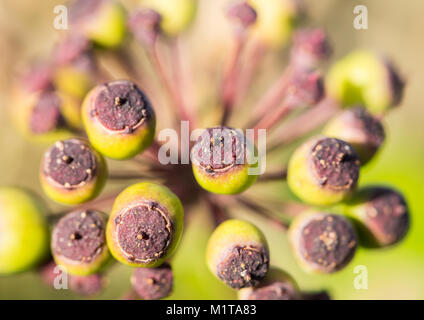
0 0 424 299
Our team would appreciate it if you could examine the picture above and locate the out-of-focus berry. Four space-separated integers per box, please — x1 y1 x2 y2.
326 50 404 114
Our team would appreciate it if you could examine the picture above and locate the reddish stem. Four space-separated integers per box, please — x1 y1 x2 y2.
233 40 266 106
148 43 192 125
220 35 246 125
267 97 339 153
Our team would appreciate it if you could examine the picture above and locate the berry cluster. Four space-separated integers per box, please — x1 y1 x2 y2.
1 0 409 300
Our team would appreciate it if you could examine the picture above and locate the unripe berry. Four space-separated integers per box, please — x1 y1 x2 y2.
248 0 303 48
206 219 269 289
289 212 357 273
51 210 111 276
131 263 173 300
11 88 74 144
106 182 184 267
290 28 332 70
341 186 409 248
287 136 361 205
82 80 156 160
0 187 50 275
69 273 105 296
326 50 404 114
238 268 300 300
69 0 127 48
40 138 107 205
191 126 258 195
52 35 96 100
140 0 197 35
323 107 385 164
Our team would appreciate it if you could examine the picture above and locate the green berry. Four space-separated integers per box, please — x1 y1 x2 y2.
289 211 357 274
323 107 385 165
339 186 410 248
52 35 96 100
238 267 300 300
51 210 111 276
287 136 361 206
248 0 302 48
191 126 258 195
82 80 156 160
11 88 74 144
206 219 269 289
106 182 184 267
0 187 50 275
131 263 173 300
69 0 127 48
326 50 404 114
40 138 107 205
141 0 197 35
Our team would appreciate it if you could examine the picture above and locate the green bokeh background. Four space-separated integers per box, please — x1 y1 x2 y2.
1 0 424 299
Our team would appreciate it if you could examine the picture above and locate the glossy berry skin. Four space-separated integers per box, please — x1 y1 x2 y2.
141 0 197 35
289 211 357 274
40 138 107 205
206 219 269 289
131 263 173 300
51 210 111 276
326 50 404 115
287 136 361 206
238 268 300 300
106 182 184 267
82 80 156 160
191 126 258 195
0 187 50 275
248 0 302 48
69 0 127 48
339 186 410 248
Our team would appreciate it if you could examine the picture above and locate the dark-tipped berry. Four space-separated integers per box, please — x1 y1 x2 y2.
69 273 105 296
287 136 360 205
289 212 357 273
238 268 300 300
290 28 332 70
131 263 173 300
342 186 410 248
82 80 156 160
40 138 107 205
206 219 269 289
191 126 258 195
69 0 126 48
323 106 385 164
106 182 184 267
326 50 405 114
51 210 111 276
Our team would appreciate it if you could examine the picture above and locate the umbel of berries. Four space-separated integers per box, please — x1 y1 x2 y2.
40 138 107 205
238 268 300 300
51 210 111 276
82 80 156 160
191 126 258 195
287 136 361 205
339 186 410 248
289 211 357 273
106 182 184 267
206 219 269 289
0 187 50 275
